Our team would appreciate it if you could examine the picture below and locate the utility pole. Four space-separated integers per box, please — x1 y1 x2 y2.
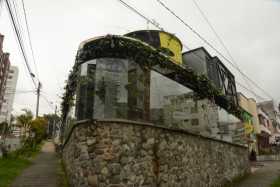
53 105 57 138
36 82 41 118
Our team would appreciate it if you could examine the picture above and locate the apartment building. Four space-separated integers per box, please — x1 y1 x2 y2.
0 66 19 124
0 34 11 113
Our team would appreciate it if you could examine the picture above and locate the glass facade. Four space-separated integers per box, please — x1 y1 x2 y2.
65 57 243 145
75 58 149 121
150 70 242 143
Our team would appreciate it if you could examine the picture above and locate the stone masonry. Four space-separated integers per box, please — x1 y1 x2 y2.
62 120 250 187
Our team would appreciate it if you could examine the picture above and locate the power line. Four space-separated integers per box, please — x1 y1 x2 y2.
117 0 163 30
116 0 268 102
41 94 55 110
191 0 254 93
21 0 39 79
236 81 266 101
156 0 273 100
4 0 36 88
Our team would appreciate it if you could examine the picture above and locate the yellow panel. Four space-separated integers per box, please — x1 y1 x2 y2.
159 32 182 64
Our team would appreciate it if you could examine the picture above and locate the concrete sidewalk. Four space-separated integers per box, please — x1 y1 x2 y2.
235 161 280 187
11 141 60 187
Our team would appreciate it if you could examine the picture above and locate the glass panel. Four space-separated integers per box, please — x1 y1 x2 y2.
150 70 242 144
217 108 242 144
72 58 244 145
93 58 148 121
94 58 127 119
76 60 96 120
150 70 194 128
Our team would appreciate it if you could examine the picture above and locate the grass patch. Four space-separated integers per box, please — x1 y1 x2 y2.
0 141 43 187
0 157 31 187
271 176 280 187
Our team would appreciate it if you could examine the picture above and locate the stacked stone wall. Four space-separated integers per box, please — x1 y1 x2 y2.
63 120 250 187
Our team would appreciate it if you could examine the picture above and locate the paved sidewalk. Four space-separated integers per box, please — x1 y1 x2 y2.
11 141 59 187
235 161 280 187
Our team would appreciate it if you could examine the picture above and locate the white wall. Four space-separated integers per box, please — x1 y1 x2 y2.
0 66 19 124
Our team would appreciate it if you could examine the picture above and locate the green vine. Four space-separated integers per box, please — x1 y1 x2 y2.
61 35 244 126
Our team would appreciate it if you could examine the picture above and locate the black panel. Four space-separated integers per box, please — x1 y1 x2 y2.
212 57 238 107
125 31 160 49
208 58 221 89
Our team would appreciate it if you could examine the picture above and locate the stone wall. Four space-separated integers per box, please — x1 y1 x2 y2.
62 120 250 187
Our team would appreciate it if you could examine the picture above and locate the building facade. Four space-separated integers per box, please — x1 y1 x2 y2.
0 34 11 113
237 93 261 152
61 31 250 187
0 66 19 124
257 100 280 146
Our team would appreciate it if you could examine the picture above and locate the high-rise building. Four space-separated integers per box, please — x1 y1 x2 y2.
0 66 19 124
0 34 11 113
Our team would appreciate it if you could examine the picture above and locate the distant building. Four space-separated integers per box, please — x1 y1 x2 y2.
257 100 280 129
237 93 260 151
0 34 11 112
0 66 19 124
257 100 280 145
256 106 272 153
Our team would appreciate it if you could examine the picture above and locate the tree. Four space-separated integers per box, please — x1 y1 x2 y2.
16 109 33 139
30 117 48 143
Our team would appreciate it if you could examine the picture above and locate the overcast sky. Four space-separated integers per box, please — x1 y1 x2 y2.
0 0 279 116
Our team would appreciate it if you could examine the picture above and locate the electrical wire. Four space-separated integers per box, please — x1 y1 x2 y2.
4 0 36 88
156 0 273 100
191 0 254 93
116 0 269 102
21 0 39 79
117 0 163 30
236 81 266 101
41 93 55 110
